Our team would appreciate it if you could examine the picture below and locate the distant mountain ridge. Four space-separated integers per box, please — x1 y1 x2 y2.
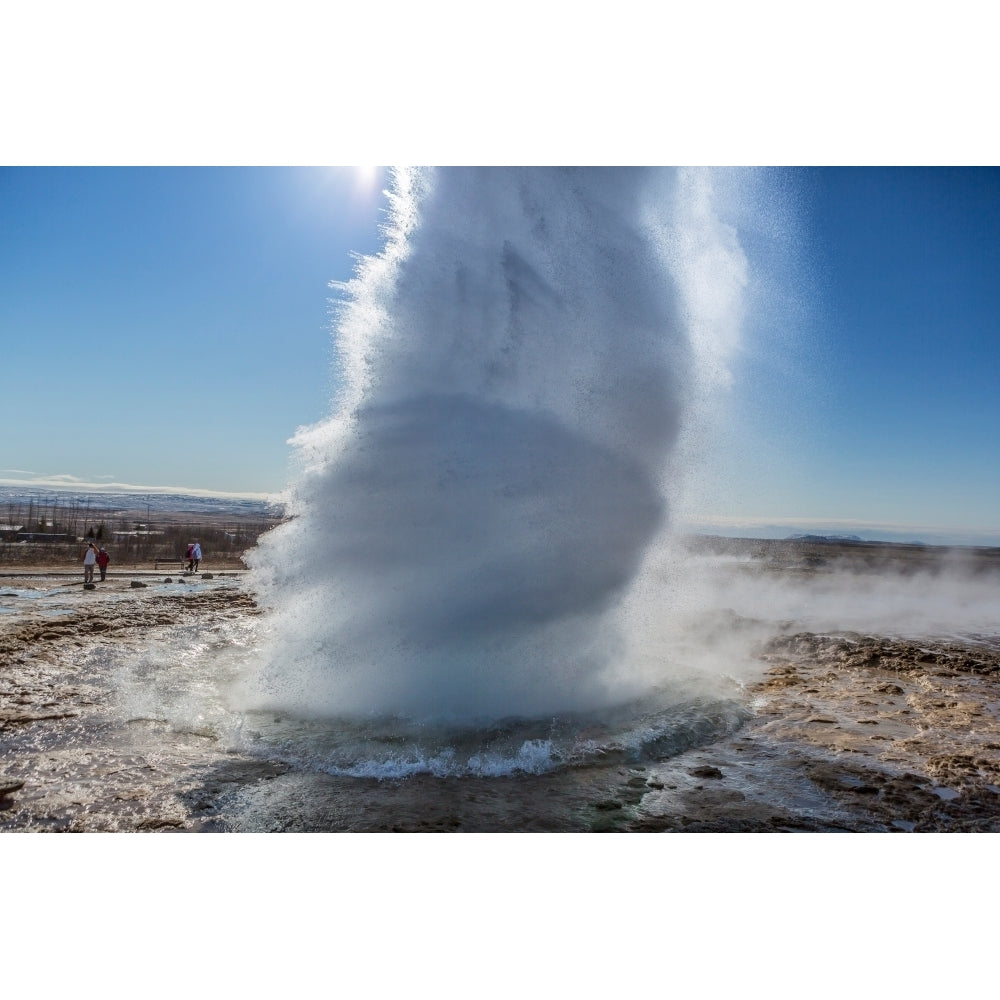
787 533 865 543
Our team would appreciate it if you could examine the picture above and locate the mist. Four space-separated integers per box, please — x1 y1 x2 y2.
245 167 754 721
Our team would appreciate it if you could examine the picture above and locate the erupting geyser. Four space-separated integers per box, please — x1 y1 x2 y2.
247 167 750 722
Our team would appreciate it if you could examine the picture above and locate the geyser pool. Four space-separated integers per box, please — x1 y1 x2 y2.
246 167 752 723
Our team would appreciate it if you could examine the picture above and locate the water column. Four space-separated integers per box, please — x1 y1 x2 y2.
247 167 749 722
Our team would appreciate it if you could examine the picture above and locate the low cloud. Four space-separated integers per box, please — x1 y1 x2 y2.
0 470 271 501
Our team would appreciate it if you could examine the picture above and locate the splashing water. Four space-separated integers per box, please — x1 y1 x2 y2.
246 167 752 723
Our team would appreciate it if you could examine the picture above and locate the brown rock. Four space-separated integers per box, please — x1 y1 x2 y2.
690 766 723 779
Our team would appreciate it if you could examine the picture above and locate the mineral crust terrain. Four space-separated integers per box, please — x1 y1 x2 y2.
2 538 999 832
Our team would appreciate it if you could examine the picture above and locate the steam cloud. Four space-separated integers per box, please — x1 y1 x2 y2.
247 167 750 721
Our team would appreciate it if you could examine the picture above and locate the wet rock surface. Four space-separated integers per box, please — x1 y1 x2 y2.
2 567 1000 832
1 575 261 832
627 632 1000 831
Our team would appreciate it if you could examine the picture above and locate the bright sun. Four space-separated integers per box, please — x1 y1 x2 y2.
355 165 380 189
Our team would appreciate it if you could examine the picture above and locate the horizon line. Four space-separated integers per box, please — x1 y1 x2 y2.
680 516 1000 548
3 476 996 547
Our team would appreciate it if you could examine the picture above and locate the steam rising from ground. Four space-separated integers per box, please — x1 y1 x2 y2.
247 168 755 721
671 542 1000 640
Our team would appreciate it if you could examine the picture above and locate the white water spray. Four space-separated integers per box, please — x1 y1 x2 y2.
247 167 752 721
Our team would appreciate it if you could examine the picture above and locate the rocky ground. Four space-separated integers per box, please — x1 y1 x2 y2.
3 548 1000 832
0 569 263 831
623 630 1000 831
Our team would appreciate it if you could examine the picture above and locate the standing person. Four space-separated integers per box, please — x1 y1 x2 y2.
97 546 110 581
185 542 195 572
82 541 98 584
192 540 202 572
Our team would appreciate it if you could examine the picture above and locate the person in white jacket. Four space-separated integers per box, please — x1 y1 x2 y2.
82 541 98 584
192 540 202 572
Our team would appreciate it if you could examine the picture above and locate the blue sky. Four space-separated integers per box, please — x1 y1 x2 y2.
2 166 997 544
814 169 999 539
0 166 388 496
692 167 1000 544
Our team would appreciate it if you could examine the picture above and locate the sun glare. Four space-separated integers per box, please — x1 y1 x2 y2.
354 165 381 192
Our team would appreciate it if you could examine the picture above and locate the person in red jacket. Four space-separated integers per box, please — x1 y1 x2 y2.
97 546 111 581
